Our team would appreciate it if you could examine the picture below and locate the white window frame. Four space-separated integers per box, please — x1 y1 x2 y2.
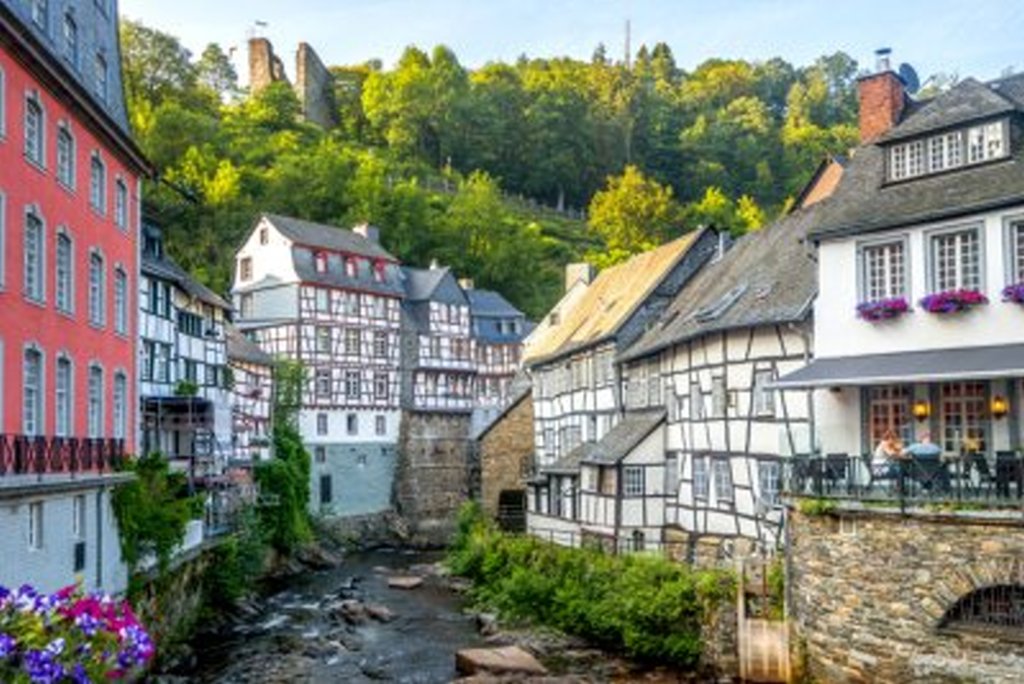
28 502 43 550
713 459 734 502
55 353 72 437
56 123 75 189
113 267 127 334
87 363 104 438
858 236 908 302
927 224 983 293
24 207 45 303
112 370 126 439
88 249 106 327
23 345 44 436
24 92 45 168
622 466 644 497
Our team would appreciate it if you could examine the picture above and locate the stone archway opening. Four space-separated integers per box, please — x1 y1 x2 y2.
939 584 1024 640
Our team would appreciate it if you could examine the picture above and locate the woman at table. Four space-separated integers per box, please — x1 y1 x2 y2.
872 429 905 479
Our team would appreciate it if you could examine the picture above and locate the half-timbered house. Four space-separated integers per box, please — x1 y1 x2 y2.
227 325 274 463
232 215 403 517
618 203 825 561
466 285 530 435
140 218 233 481
525 230 720 543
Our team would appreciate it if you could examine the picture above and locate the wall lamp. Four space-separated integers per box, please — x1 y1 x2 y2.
991 395 1010 420
912 399 931 422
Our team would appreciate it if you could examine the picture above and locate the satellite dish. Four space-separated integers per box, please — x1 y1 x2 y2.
899 63 921 94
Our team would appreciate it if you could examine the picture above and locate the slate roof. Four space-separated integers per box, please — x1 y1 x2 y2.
262 214 397 261
142 251 231 311
580 410 666 466
226 326 274 366
621 204 820 362
810 74 1024 240
525 231 704 366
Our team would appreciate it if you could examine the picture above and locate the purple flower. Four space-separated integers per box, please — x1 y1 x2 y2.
0 633 16 658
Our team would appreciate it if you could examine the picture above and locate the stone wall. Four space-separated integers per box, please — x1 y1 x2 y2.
395 411 474 546
478 392 533 519
788 504 1024 683
295 43 338 129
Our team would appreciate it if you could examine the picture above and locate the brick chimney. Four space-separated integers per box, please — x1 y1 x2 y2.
564 263 595 293
857 48 906 144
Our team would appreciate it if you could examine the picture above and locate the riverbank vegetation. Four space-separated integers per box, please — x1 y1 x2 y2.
447 504 734 667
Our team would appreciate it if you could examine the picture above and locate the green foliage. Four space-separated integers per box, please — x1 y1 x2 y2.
123 17 862 320
447 503 734 667
796 498 838 516
112 453 196 573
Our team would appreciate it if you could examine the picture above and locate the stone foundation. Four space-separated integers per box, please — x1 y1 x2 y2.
395 411 474 546
788 504 1024 683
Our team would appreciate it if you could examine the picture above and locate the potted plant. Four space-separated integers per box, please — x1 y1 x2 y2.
919 289 988 314
856 297 910 321
1002 282 1024 304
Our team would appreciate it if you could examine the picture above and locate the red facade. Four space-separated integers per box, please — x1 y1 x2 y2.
0 36 146 451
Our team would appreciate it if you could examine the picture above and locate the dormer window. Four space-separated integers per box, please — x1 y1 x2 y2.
314 251 327 274
889 119 1007 182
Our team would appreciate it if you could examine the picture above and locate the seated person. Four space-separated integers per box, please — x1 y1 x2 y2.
872 429 905 479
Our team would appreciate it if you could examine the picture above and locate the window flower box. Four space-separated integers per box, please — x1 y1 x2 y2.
856 297 910 321
919 289 988 314
1002 282 1024 304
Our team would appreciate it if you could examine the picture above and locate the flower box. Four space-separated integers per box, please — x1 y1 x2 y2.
857 297 910 321
1002 282 1024 304
919 289 988 314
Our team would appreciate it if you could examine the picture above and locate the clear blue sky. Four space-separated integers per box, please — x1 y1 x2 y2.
120 0 1023 84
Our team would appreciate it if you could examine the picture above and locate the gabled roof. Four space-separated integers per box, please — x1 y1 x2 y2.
401 266 468 305
811 74 1024 240
261 213 396 261
226 326 274 366
467 289 522 318
525 231 704 366
621 205 820 362
580 410 665 466
142 251 231 311
877 78 1018 144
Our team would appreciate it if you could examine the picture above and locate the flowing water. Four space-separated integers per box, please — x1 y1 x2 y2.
182 550 484 683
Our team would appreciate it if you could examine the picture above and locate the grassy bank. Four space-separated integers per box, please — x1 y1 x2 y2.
446 504 734 668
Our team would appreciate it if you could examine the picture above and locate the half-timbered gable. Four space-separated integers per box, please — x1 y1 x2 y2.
525 229 720 544
232 214 403 517
400 265 475 413
227 326 274 463
466 287 530 435
620 201 824 558
140 218 233 476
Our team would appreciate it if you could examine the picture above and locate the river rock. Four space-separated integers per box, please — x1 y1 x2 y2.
388 576 424 589
365 602 396 622
455 646 549 677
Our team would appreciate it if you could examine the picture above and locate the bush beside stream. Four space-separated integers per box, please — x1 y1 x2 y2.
446 503 735 668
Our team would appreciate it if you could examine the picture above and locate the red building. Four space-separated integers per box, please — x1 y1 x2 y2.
0 0 149 459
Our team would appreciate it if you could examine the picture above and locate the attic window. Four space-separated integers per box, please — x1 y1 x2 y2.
889 119 1007 182
314 252 327 274
694 284 747 323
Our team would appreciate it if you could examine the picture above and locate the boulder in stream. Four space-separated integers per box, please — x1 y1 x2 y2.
455 646 549 677
387 575 424 590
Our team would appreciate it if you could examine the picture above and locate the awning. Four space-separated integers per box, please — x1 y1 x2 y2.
773 343 1024 389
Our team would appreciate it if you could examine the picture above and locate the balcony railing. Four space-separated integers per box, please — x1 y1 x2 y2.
782 452 1024 506
0 435 126 480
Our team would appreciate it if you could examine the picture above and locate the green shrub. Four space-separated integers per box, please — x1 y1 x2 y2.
446 503 734 667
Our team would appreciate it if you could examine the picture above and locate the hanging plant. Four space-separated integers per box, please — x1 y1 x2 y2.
856 297 910 321
1002 282 1024 304
919 289 988 314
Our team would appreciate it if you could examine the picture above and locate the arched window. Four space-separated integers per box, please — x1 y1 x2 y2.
940 584 1024 636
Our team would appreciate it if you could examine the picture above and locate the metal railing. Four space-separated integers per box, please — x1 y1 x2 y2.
782 452 1024 506
0 435 126 480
